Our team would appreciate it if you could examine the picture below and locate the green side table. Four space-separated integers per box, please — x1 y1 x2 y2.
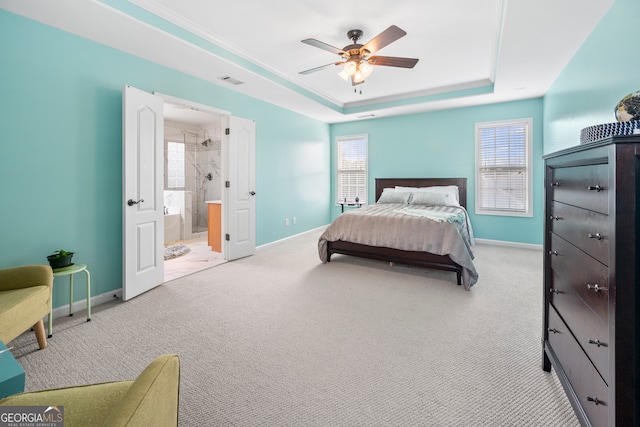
48 264 91 338
0 341 25 399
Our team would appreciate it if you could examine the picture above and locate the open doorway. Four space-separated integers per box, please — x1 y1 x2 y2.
162 102 227 282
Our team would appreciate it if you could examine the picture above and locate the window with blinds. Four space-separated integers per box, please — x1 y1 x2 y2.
336 134 368 204
475 119 532 217
167 141 185 189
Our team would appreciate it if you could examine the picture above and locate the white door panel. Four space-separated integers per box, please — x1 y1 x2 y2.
123 85 164 301
226 116 256 260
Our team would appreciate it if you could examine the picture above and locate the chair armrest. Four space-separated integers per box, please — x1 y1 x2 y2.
0 381 132 427
0 265 53 292
102 354 180 427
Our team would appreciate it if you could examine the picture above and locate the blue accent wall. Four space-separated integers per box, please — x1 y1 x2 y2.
543 0 638 153
331 99 544 245
0 10 330 308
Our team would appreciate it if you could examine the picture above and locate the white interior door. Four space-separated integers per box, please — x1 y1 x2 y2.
225 116 256 260
122 85 164 301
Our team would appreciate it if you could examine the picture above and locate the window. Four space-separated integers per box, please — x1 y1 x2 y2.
166 141 185 189
336 134 368 204
475 118 532 217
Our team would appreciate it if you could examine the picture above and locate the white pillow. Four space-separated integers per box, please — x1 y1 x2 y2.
409 191 458 207
377 189 412 204
395 185 460 205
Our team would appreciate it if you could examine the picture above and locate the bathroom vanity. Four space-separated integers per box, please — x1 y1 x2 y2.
206 201 222 252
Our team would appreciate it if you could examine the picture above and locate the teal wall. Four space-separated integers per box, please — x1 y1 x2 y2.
331 98 545 245
543 0 638 153
1 0 632 309
0 10 330 308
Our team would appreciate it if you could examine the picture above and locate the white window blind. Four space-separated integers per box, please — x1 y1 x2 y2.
336 135 367 204
475 119 532 216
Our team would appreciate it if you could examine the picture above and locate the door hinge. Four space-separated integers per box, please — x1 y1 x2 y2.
225 181 230 188
225 128 230 135
225 234 230 241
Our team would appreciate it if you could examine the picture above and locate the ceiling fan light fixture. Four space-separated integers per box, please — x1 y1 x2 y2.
360 61 373 78
344 60 357 76
352 69 365 84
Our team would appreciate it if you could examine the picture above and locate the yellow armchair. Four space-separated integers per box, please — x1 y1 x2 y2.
0 354 180 427
0 264 53 349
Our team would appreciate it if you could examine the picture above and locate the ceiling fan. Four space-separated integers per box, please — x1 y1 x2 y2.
299 25 419 86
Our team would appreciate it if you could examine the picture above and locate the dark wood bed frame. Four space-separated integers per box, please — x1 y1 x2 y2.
326 178 468 285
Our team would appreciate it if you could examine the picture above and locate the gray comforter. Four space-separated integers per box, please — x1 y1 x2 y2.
318 203 478 289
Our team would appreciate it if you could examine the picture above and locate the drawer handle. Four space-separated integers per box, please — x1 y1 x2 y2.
550 288 563 294
548 250 559 256
551 181 560 187
547 328 560 334
588 339 608 348
587 396 605 406
587 184 603 192
588 232 603 240
587 283 608 293
549 215 561 221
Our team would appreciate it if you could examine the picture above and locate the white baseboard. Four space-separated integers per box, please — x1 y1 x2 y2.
256 225 328 251
475 238 542 250
49 289 122 321
255 227 542 252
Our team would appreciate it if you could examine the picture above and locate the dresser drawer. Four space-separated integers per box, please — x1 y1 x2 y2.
550 269 609 384
549 201 609 266
551 164 609 214
549 233 609 324
549 234 609 383
548 306 609 427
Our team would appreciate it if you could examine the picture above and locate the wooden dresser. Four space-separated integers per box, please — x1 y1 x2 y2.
542 135 640 426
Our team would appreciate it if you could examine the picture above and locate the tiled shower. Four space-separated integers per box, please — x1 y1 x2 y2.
164 119 222 243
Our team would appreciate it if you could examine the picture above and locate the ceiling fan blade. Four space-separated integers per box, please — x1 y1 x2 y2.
361 25 406 54
301 38 345 56
299 62 342 75
368 56 419 68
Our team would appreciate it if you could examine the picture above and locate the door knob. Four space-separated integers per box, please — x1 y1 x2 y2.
249 191 256 196
127 199 144 206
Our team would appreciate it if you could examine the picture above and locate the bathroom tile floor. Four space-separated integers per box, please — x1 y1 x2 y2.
164 236 227 283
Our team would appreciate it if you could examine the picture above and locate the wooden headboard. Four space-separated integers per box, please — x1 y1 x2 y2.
375 178 468 208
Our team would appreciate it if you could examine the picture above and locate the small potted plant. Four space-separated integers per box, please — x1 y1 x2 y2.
47 249 74 269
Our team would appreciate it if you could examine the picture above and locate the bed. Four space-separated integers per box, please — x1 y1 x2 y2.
318 178 478 290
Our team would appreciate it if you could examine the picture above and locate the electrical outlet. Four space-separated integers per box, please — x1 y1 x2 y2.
292 217 296 225
285 218 289 226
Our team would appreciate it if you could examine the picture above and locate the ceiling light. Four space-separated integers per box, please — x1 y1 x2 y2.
360 62 373 78
352 69 364 85
339 60 373 85
345 61 357 76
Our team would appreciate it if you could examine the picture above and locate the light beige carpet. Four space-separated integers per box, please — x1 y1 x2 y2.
9 229 578 426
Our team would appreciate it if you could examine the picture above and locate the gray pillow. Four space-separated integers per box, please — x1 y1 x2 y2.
409 191 457 207
377 189 412 204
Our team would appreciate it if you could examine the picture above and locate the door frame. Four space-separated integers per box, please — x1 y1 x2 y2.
155 93 231 259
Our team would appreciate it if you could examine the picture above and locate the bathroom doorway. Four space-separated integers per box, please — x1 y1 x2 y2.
162 102 227 281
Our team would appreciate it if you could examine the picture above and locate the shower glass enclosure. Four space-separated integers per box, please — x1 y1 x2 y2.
189 135 222 234
185 134 221 237
164 122 222 239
